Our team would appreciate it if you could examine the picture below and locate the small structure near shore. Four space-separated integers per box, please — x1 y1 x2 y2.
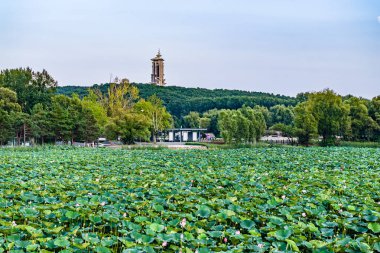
167 128 207 142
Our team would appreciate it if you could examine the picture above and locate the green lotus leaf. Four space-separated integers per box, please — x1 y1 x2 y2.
373 242 380 251
26 244 39 252
95 246 111 253
364 215 378 222
285 239 300 252
275 229 292 240
199 247 211 253
269 216 284 225
207 231 222 238
54 237 70 248
101 238 115 247
368 223 380 233
153 204 164 212
141 235 154 244
240 220 255 230
135 216 148 223
149 223 165 232
65 211 79 219
196 206 211 218
89 214 102 224
72 242 90 250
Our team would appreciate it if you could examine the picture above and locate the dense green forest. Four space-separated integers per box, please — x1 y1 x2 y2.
1 67 380 146
57 83 298 119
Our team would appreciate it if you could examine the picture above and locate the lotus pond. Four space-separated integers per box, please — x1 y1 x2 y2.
0 147 380 253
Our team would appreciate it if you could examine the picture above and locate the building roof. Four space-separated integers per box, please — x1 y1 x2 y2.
151 50 164 61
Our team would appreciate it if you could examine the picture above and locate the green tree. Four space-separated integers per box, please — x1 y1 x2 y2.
97 79 139 118
218 107 266 144
270 123 296 138
105 113 151 144
199 117 211 129
82 90 108 134
0 68 57 112
202 109 220 136
369 96 380 141
183 111 201 128
30 103 53 144
76 106 101 143
269 105 294 126
345 97 378 141
50 95 75 142
134 95 173 143
0 87 22 144
294 102 318 146
50 94 101 143
218 110 238 144
239 106 266 143
308 89 350 145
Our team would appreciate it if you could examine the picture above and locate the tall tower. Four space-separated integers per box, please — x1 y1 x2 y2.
151 50 165 85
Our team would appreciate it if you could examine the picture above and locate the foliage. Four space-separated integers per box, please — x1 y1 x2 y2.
0 147 380 252
269 123 295 138
98 80 154 144
294 102 318 146
50 95 100 143
0 68 57 112
344 97 378 141
183 112 201 128
96 79 139 118
134 95 173 143
268 104 294 127
81 90 108 133
218 106 266 144
30 103 53 144
57 83 299 118
0 87 22 144
105 113 151 144
308 89 350 146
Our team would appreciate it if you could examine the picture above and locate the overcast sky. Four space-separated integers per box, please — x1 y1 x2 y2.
1 0 380 98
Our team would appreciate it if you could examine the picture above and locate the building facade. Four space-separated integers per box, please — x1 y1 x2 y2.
151 50 165 85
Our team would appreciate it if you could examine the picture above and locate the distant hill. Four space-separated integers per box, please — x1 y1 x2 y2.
57 83 298 118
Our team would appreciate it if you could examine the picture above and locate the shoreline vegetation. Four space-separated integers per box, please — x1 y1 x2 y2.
1 67 380 147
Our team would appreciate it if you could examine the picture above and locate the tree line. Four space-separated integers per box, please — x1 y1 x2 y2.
179 89 380 145
58 83 299 126
2 68 380 146
0 68 172 145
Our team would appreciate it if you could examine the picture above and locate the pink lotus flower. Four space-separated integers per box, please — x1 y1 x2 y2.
235 230 241 235
162 241 167 247
281 195 286 200
258 243 264 248
180 218 186 228
100 202 106 206
223 237 227 243
302 212 307 217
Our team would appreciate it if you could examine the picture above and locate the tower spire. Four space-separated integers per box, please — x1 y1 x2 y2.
151 50 165 85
